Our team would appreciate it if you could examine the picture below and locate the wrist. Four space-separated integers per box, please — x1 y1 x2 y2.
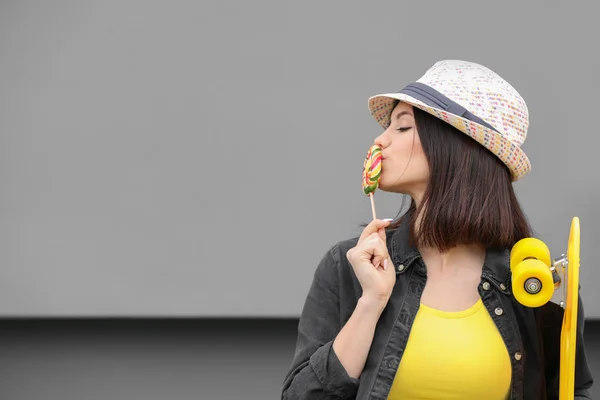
358 295 388 314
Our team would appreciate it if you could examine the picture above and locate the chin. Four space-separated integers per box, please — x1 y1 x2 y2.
379 178 411 195
378 181 400 194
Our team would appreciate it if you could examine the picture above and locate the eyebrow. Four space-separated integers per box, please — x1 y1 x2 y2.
394 111 414 120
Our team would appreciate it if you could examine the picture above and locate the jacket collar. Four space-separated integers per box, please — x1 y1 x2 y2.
388 213 512 292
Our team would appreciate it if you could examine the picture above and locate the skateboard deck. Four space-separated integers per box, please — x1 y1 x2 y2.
509 217 580 400
559 217 580 400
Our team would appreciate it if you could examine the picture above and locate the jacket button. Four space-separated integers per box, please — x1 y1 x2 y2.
500 283 507 290
494 307 504 315
514 352 522 360
397 264 405 272
482 282 490 290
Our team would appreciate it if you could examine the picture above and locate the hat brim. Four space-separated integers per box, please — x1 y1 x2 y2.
368 93 531 181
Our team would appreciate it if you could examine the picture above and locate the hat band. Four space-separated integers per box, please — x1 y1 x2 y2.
399 82 498 133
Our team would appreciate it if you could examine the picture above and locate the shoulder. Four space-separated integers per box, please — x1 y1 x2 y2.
310 234 368 291
315 236 360 276
332 235 360 258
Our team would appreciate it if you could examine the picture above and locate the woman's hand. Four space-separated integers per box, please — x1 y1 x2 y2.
346 219 396 308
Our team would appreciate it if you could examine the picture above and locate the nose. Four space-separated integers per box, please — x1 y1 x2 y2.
374 131 389 149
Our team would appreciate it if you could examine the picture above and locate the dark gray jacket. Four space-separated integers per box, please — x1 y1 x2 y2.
281 217 594 399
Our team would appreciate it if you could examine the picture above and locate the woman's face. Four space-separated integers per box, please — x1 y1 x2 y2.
374 101 430 202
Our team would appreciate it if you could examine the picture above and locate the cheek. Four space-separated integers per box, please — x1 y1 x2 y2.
412 138 426 161
404 139 428 177
415 150 430 176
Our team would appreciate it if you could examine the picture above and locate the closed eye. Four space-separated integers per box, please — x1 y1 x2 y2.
396 127 412 132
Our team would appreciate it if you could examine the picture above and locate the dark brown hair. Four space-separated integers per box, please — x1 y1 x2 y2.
388 106 533 251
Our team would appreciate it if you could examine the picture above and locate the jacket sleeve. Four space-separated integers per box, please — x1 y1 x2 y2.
540 290 594 399
281 244 360 400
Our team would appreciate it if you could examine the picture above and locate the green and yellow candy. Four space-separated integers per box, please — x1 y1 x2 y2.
362 145 382 195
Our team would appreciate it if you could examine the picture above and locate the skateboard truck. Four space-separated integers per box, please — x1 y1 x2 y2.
551 254 569 309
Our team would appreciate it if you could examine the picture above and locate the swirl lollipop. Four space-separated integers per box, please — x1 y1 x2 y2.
362 144 382 219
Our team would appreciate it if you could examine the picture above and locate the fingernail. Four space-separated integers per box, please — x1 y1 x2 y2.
383 259 388 270
383 218 393 222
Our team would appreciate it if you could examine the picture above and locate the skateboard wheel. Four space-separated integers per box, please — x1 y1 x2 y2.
512 259 554 308
510 238 551 271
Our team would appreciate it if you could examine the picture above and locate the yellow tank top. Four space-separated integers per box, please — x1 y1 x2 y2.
387 298 511 400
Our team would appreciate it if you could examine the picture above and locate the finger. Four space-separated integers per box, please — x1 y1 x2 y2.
372 227 389 266
373 257 390 271
377 226 386 242
359 218 392 243
360 233 390 263
372 255 382 269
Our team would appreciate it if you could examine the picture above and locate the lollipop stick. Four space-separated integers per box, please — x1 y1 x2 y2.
369 193 377 220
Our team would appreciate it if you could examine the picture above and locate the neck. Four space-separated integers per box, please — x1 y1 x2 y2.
419 242 486 273
411 201 486 273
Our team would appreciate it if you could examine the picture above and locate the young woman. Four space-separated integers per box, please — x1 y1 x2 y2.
281 60 594 399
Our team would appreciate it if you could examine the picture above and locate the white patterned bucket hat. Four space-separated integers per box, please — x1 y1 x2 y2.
368 60 531 181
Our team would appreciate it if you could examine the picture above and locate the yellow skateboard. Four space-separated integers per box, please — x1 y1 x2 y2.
509 217 581 400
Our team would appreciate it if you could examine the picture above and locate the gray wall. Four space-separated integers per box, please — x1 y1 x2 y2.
1 0 599 318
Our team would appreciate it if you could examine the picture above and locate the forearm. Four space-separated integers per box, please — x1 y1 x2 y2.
332 296 386 379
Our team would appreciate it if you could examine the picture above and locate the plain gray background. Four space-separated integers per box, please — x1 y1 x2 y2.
0 0 599 319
